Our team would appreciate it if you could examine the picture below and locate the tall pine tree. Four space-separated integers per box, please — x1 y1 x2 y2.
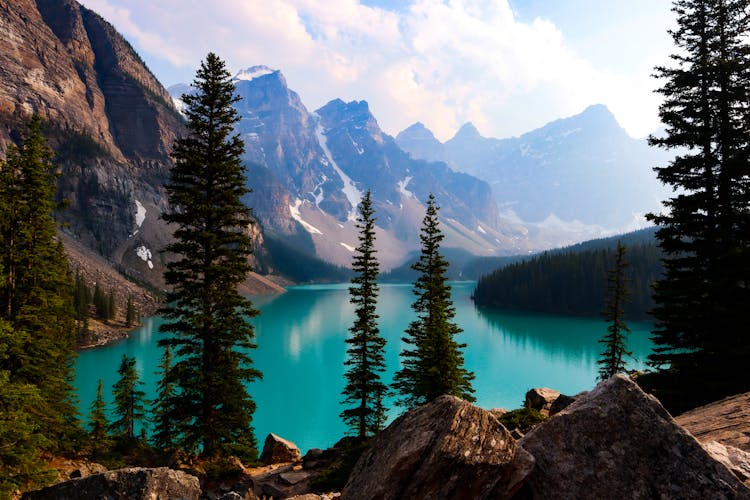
598 242 632 380
151 346 176 453
0 115 79 452
643 0 750 412
393 194 475 408
158 53 261 461
111 355 147 442
88 378 111 459
341 191 388 439
0 314 54 496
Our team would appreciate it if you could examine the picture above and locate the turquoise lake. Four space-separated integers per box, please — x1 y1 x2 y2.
74 281 654 453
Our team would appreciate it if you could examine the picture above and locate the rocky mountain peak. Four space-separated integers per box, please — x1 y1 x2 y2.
233 65 277 82
452 122 482 143
395 122 445 163
316 99 384 144
537 103 625 141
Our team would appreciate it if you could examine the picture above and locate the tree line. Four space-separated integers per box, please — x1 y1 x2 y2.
472 242 662 320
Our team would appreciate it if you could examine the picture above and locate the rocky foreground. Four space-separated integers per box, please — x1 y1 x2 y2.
24 375 750 499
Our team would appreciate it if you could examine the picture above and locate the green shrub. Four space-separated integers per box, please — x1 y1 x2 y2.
497 408 546 433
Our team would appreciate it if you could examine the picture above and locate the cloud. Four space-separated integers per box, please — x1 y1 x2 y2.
78 0 667 140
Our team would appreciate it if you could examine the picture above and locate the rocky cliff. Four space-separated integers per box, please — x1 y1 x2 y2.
0 0 184 290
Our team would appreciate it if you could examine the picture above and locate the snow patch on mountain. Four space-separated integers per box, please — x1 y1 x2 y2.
290 199 323 235
311 175 328 206
314 122 362 220
136 245 154 270
398 176 415 199
134 200 146 228
340 242 355 252
172 97 187 117
476 224 487 234
234 66 275 82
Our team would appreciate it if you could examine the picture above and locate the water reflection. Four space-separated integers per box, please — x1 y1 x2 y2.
75 281 654 454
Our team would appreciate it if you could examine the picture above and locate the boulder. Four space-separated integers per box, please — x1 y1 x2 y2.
260 433 302 465
677 392 750 452
524 387 560 416
22 467 201 500
342 395 534 500
548 393 577 416
704 441 750 485
518 374 750 499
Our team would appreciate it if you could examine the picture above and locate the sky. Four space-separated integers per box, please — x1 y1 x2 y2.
77 0 676 141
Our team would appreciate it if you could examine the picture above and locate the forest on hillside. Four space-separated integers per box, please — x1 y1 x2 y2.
472 242 663 320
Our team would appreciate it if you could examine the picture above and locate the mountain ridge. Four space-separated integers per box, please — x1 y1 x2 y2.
397 103 672 243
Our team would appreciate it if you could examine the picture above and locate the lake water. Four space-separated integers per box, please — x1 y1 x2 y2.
74 281 654 453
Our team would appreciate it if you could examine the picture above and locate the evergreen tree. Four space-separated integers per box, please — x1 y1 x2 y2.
0 116 79 452
125 295 137 327
107 290 116 321
158 53 261 461
341 191 388 439
393 194 475 408
111 355 147 442
598 242 632 380
151 346 176 453
643 0 750 412
0 316 53 496
73 271 92 342
93 282 106 319
88 379 110 458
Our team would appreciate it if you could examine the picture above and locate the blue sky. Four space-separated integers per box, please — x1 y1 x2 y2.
78 0 675 141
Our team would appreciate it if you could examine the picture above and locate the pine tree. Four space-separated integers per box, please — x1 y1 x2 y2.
93 282 106 319
643 0 750 412
0 116 79 452
88 379 110 458
107 290 116 321
158 53 261 461
0 316 54 496
111 355 147 442
151 346 176 453
73 271 92 342
125 295 137 327
598 242 632 380
341 191 388 439
393 194 475 408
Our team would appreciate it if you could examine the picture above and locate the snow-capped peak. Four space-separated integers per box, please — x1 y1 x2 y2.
233 65 276 82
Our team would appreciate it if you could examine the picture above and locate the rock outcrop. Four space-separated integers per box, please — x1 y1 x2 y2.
342 395 534 500
524 387 579 417
677 391 750 453
523 387 560 417
260 433 302 466
22 467 200 500
518 375 750 499
704 441 750 486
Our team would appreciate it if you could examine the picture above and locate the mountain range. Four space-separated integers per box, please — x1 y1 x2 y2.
171 66 527 270
0 0 670 289
397 105 672 245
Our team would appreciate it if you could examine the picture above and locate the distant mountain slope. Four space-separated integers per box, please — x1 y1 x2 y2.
397 105 672 238
171 68 532 270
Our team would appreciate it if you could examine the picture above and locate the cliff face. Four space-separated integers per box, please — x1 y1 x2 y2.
0 0 184 288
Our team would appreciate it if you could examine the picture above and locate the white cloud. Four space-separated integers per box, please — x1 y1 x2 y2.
78 0 669 140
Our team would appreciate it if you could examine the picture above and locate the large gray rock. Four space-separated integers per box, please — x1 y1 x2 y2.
524 387 560 417
342 395 534 500
22 467 201 500
260 433 302 465
704 441 750 486
519 375 750 499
